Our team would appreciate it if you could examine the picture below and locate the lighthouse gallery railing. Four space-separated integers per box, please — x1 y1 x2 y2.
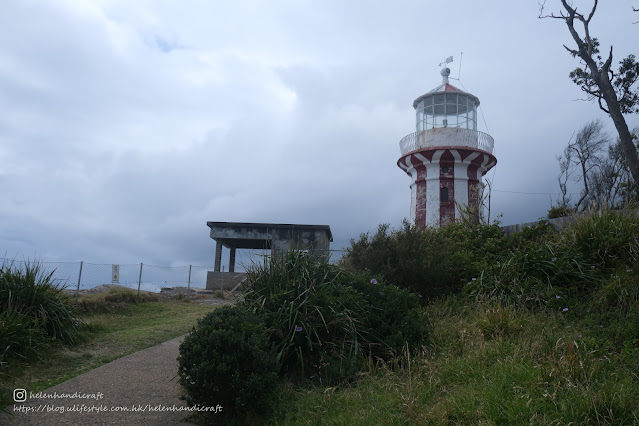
399 128 494 156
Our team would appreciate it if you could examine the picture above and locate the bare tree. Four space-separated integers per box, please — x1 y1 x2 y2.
589 147 621 209
556 123 638 211
556 144 572 207
481 178 493 224
557 120 609 211
540 1 639 187
590 137 639 208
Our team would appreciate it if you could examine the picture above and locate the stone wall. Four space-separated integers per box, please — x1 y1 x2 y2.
206 271 247 291
501 216 575 235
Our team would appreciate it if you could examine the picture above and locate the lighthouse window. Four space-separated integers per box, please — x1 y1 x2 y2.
441 187 449 202
458 97 467 113
441 167 449 174
417 93 478 131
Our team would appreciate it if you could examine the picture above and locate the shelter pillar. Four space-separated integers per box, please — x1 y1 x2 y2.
229 247 236 273
214 240 222 272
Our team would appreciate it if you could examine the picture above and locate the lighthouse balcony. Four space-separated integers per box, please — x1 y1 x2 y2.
399 128 494 156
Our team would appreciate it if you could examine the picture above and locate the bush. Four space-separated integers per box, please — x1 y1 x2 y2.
242 252 365 385
548 205 574 218
565 208 639 269
0 260 80 365
465 235 597 311
0 309 49 365
346 273 429 359
241 251 429 384
342 220 505 300
178 305 278 423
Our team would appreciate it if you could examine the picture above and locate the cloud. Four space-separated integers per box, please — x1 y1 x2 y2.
1 0 637 272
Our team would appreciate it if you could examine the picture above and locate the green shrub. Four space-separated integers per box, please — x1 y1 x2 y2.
178 305 278 423
241 252 429 385
0 260 80 365
505 219 557 246
548 205 574 218
565 208 639 269
345 273 429 359
465 236 596 310
342 220 506 301
242 252 364 385
0 308 49 366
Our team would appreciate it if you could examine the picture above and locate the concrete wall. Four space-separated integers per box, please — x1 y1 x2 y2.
205 271 247 290
501 216 575 235
501 209 638 235
270 228 331 256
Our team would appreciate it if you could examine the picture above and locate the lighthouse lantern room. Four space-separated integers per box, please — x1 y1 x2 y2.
397 66 497 228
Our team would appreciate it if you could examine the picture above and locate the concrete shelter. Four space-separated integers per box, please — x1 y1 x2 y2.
205 221 333 290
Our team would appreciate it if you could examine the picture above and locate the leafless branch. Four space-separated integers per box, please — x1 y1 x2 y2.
538 0 567 19
597 96 610 114
562 44 579 57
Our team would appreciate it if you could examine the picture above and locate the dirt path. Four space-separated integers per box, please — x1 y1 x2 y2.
2 335 211 425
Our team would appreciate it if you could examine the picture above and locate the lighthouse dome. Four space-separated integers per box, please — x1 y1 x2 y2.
413 69 480 132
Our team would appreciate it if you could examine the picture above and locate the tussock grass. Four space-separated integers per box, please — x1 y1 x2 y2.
75 288 160 314
0 260 80 366
566 208 639 269
240 251 428 386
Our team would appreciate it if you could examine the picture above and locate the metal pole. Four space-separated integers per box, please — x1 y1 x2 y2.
187 265 192 289
137 262 143 296
75 261 83 303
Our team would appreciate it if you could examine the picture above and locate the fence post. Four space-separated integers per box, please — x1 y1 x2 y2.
188 265 192 289
137 262 143 296
75 261 83 303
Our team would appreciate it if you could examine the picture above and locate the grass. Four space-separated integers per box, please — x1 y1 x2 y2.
267 296 639 425
180 210 639 424
1 260 81 366
0 288 218 410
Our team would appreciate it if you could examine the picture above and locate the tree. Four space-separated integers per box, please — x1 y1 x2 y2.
556 120 609 211
556 121 638 211
540 1 639 187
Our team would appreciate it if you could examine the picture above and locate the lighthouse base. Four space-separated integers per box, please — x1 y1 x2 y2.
397 147 496 228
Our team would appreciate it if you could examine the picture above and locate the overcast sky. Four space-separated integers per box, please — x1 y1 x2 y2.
1 0 638 268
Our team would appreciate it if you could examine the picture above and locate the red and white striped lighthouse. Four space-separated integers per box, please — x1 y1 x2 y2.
397 66 496 228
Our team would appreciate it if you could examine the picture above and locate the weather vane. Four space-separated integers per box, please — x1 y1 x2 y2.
438 56 453 67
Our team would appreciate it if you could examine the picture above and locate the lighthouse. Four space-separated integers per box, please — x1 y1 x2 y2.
397 66 496 228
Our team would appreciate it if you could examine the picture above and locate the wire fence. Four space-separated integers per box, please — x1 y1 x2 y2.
0 248 350 295
0 258 215 294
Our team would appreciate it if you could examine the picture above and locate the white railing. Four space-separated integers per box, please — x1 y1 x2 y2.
399 128 494 155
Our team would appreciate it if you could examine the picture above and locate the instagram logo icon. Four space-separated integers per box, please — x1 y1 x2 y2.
13 389 27 402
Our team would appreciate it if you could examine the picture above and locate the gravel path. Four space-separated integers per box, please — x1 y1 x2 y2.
2 335 209 425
